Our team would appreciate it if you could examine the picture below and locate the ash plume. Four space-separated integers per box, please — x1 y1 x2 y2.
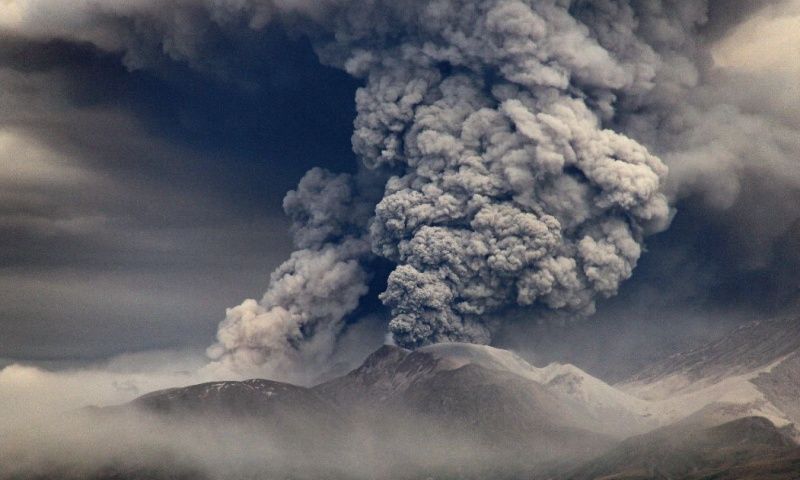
213 0 675 374
3 1 798 379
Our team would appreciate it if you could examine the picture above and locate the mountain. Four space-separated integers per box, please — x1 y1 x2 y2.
113 330 800 466
568 416 800 480
129 344 631 471
617 315 800 430
129 378 345 436
10 319 800 480
134 378 335 418
107 318 800 442
315 343 656 437
33 343 634 480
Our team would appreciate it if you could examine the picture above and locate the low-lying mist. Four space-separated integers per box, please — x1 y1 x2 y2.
1 400 607 480
0 350 613 480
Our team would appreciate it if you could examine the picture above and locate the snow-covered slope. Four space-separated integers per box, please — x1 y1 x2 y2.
621 315 800 392
41 324 800 480
630 361 793 428
617 315 800 429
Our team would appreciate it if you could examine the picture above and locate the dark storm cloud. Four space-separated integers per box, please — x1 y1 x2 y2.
0 26 361 361
701 0 789 40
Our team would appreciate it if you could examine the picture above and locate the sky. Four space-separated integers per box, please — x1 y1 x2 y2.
0 25 361 363
0 0 799 383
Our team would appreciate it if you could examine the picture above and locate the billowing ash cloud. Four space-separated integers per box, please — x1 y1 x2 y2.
208 0 675 375
3 1 798 380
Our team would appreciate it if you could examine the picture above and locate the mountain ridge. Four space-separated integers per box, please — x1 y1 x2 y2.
126 318 800 439
109 333 800 479
10 316 800 480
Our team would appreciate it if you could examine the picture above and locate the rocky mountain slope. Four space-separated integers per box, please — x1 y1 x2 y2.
117 316 800 441
133 378 335 419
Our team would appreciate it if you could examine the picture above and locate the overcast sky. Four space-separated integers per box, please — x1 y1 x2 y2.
1 0 799 375
0 26 360 362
